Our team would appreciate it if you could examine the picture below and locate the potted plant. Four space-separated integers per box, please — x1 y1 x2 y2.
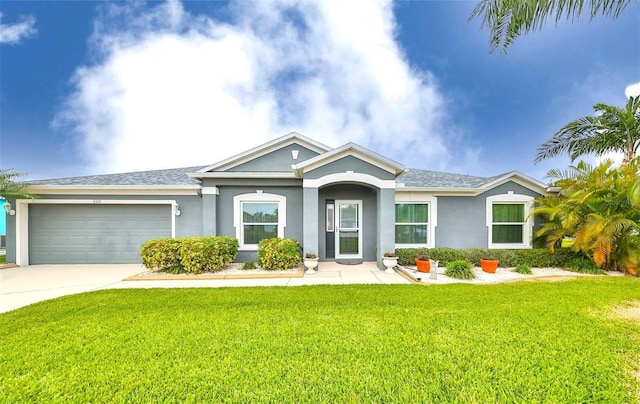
382 252 398 274
303 253 319 275
479 253 499 273
415 255 431 273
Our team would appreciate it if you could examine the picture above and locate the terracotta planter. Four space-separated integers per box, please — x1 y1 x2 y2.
480 259 499 273
415 258 431 273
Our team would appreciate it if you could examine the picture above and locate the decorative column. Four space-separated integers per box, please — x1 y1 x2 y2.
377 188 396 270
202 187 218 236
302 186 319 257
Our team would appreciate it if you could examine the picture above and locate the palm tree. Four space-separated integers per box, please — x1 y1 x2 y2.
0 169 34 200
469 0 635 53
534 96 640 164
533 159 640 274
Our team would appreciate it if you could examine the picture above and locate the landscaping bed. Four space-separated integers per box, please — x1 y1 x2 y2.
398 264 624 284
128 262 303 280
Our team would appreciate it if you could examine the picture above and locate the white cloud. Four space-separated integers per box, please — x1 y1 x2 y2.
55 0 457 174
0 12 37 44
626 82 640 97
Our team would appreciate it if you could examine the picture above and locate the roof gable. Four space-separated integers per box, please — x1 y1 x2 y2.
196 132 332 173
293 142 405 177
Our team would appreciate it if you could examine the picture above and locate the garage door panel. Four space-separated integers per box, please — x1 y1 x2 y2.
30 204 172 264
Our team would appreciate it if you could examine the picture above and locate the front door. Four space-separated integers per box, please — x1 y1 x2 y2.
335 200 362 259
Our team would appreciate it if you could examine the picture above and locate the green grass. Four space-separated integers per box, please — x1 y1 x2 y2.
2 279 640 402
0 255 5 264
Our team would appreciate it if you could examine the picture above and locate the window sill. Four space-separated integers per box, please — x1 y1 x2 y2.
488 243 531 249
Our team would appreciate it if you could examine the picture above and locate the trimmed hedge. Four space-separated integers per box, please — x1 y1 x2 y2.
141 236 238 274
257 238 301 271
396 247 582 268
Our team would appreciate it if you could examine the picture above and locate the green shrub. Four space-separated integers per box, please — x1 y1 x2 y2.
566 258 603 274
242 261 256 270
397 247 580 268
514 264 533 275
180 236 239 274
141 238 184 273
257 238 301 270
141 236 238 274
445 260 475 280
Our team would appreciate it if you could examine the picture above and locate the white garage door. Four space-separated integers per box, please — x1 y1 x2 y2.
29 204 172 264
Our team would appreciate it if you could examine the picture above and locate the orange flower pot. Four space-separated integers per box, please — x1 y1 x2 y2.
415 258 431 273
480 259 499 273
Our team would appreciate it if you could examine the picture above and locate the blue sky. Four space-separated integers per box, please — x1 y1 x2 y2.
1 0 638 182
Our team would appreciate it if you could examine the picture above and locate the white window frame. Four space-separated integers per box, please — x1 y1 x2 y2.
233 192 286 251
394 195 437 248
486 193 534 249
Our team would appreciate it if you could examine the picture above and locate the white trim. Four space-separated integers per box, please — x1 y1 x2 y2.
486 193 534 249
394 195 438 249
25 185 200 196
233 192 287 251
293 142 404 177
189 172 297 179
335 200 363 259
304 172 396 189
201 187 219 195
15 198 177 266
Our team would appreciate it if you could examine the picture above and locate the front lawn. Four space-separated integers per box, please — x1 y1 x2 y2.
2 278 640 402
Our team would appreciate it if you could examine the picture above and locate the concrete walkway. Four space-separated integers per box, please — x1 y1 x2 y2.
0 262 409 313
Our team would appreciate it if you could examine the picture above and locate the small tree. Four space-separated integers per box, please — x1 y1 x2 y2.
469 0 634 54
535 96 640 164
0 169 34 200
533 159 640 274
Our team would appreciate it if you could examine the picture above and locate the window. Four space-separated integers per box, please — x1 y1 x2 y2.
394 195 437 248
486 193 533 249
234 192 286 250
395 203 429 245
492 204 524 244
242 202 278 244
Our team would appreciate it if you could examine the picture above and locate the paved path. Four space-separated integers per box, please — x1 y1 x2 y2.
0 263 409 313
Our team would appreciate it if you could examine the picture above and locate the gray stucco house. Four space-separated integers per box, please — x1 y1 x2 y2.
6 132 554 268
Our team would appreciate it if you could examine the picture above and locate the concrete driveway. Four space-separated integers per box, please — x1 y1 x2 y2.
0 264 145 314
0 263 410 313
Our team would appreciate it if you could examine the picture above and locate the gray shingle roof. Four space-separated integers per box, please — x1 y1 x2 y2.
396 168 503 188
28 166 513 189
29 166 205 186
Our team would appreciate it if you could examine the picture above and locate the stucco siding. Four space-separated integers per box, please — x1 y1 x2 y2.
305 156 395 180
228 144 320 172
216 186 303 262
435 182 543 249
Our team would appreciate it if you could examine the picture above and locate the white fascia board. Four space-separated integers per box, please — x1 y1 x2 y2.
294 143 404 176
395 187 481 196
196 132 333 173
26 185 200 196
189 172 297 179
481 172 549 195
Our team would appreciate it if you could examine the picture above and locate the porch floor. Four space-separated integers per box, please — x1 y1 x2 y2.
294 261 410 285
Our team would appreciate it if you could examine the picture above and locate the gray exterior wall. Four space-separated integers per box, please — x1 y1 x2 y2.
435 182 542 249
305 156 395 180
229 144 320 172
216 185 303 262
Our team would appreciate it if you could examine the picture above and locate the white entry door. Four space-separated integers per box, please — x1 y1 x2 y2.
335 200 362 259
